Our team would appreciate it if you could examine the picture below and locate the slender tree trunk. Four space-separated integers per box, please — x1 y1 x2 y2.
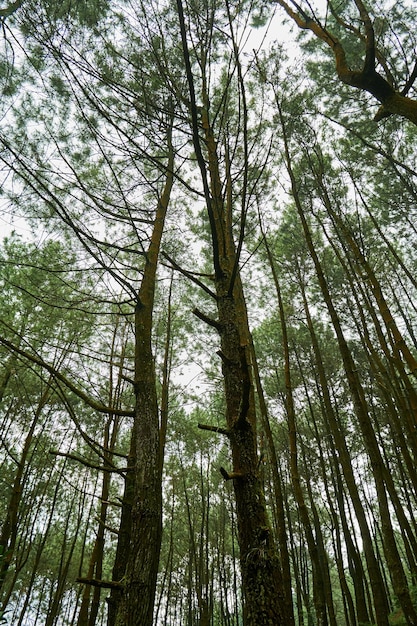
0 385 51 597
298 278 372 625
272 258 329 626
77 414 119 626
312 183 417 625
276 99 391 625
45 486 86 626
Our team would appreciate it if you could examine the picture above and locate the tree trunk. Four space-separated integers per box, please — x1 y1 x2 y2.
175 1 289 621
251 335 295 626
114 127 174 626
299 278 372 625
217 282 287 625
277 99 391 625
0 385 50 598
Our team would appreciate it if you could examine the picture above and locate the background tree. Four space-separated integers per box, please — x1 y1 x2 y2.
272 0 417 124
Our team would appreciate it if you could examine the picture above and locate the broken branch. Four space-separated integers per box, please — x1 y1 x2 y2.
198 423 230 436
220 466 245 481
76 577 124 590
193 308 222 332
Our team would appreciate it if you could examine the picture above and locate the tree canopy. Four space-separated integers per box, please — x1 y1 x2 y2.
1 1 417 625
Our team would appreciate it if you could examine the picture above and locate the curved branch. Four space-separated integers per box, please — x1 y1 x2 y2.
275 0 417 125
49 450 129 474
0 336 135 417
353 0 375 73
328 2 395 86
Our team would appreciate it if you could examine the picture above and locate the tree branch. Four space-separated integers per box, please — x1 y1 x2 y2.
162 252 217 299
198 423 230 436
216 350 238 367
49 450 130 474
328 1 395 86
0 0 23 18
192 308 222 332
353 0 375 73
220 466 245 480
402 59 417 96
0 336 135 417
275 0 417 124
76 577 124 590
176 0 223 279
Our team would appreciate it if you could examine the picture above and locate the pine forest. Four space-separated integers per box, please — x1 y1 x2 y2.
1 1 417 625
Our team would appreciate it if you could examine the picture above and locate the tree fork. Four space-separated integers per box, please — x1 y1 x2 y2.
274 0 417 125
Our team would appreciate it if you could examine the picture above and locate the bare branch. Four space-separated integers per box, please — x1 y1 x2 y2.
192 307 222 332
76 577 124 590
220 466 245 480
198 423 230 436
162 252 217 299
49 450 130 474
0 336 135 417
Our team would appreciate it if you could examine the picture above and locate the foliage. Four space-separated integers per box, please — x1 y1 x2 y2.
1 1 417 624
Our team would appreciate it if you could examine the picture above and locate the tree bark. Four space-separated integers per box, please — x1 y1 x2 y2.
175 2 289 620
114 126 174 626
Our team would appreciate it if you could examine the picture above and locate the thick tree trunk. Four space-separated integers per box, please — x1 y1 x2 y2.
117 371 162 626
175 2 290 618
114 131 174 626
107 431 135 626
251 338 295 626
214 274 288 625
